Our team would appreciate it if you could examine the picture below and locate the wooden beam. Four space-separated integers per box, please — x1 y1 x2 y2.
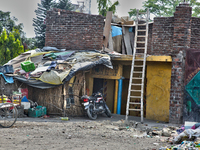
103 11 112 48
91 75 121 80
88 76 94 96
108 30 113 50
114 79 118 114
117 64 123 77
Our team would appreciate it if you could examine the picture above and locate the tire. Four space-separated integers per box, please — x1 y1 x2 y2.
105 104 112 118
87 104 97 120
0 103 18 128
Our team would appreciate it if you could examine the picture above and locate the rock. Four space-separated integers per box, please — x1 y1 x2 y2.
162 128 171 137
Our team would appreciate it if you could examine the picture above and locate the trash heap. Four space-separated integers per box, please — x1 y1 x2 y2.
158 122 200 150
2 47 113 89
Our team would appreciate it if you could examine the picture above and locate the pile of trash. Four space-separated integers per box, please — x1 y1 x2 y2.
3 47 113 89
156 122 200 149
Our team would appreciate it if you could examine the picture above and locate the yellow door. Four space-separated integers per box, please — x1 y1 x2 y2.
146 62 171 122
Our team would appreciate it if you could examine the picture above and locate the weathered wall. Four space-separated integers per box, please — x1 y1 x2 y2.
150 17 174 55
191 18 200 49
45 8 104 50
146 3 194 123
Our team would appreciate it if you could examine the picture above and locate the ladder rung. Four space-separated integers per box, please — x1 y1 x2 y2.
136 47 145 49
130 96 141 98
130 89 142 92
132 83 142 86
137 35 146 37
133 71 143 73
132 77 142 79
129 102 141 105
137 41 145 43
137 30 146 32
129 108 141 111
134 65 143 67
139 19 147 21
135 53 145 55
138 24 146 26
135 59 144 61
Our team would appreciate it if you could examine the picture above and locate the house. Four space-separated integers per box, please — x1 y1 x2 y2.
1 2 200 124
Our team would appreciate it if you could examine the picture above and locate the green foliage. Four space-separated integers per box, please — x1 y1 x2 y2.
129 0 200 19
0 29 24 65
33 0 74 48
52 0 74 10
97 0 119 16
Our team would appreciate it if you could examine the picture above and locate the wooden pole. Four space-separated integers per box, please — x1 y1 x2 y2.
63 84 67 117
103 11 113 48
114 79 118 114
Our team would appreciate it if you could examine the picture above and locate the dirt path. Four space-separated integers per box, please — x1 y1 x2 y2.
0 119 171 150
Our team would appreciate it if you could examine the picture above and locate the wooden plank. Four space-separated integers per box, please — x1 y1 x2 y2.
108 30 113 50
129 32 135 51
91 75 121 80
117 64 123 77
88 76 94 96
103 11 113 48
114 80 118 114
121 36 126 54
122 26 132 55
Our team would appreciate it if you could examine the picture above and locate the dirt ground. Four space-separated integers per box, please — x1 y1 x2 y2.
0 115 173 150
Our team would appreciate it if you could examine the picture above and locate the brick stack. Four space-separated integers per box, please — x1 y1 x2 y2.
45 8 105 50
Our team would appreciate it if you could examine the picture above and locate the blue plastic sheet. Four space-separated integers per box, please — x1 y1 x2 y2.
0 73 14 83
111 26 122 37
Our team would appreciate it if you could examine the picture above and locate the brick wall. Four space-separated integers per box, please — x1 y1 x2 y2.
45 8 105 50
170 3 191 124
191 18 200 49
147 3 194 124
150 17 174 55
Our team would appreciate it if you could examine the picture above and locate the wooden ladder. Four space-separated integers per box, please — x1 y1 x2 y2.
125 9 149 123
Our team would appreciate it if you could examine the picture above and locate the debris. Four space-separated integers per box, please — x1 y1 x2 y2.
60 117 70 121
162 128 171 137
153 143 159 146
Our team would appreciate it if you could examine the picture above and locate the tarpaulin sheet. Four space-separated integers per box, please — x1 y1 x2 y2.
0 73 14 83
10 50 113 89
111 26 122 37
13 76 60 89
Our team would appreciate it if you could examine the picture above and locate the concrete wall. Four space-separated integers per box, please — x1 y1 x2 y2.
45 8 104 50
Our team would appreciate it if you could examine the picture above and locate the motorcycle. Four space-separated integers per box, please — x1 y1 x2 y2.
80 89 112 120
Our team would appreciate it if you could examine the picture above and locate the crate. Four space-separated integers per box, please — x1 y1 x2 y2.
28 106 46 117
21 61 35 72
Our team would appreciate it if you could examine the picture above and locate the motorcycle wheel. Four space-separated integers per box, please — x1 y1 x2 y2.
87 104 97 120
105 104 112 117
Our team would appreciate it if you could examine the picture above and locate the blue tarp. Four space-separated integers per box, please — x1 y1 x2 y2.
0 73 14 83
111 26 122 37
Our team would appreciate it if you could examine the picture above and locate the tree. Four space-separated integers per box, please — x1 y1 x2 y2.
52 0 74 10
0 29 24 65
97 0 119 16
33 0 74 48
129 0 200 19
